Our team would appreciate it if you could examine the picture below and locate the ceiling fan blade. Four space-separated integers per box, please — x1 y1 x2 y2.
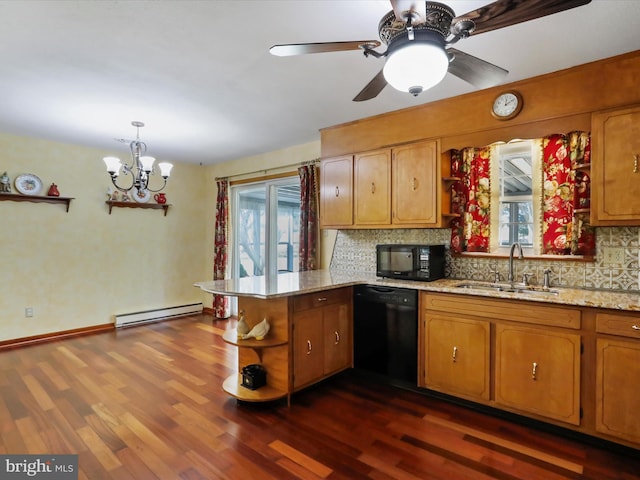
455 0 592 36
447 48 508 89
270 40 380 56
390 0 426 24
353 69 387 102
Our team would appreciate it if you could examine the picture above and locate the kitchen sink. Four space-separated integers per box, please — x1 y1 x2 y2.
455 282 559 295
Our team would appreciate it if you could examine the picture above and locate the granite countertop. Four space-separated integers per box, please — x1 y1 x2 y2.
194 269 640 312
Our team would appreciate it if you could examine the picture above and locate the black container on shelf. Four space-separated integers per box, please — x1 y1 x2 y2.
241 364 267 390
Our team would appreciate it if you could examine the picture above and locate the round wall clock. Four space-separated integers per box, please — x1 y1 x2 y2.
491 90 523 120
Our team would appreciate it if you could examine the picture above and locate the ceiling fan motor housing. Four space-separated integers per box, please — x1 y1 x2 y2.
378 2 455 45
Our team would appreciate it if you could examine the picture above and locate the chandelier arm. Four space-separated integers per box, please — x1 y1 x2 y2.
109 175 135 193
145 178 168 193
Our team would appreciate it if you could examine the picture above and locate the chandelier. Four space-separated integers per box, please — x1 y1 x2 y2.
103 121 173 193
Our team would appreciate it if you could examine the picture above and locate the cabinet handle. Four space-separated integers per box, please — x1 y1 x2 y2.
632 325 640 330
306 340 312 355
371 182 375 194
412 177 417 190
334 331 340 345
335 186 340 197
634 154 639 174
452 346 457 363
317 297 327 302
532 362 538 380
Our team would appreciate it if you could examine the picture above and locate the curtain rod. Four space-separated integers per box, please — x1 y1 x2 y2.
215 158 319 181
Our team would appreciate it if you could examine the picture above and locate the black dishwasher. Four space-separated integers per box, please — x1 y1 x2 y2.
353 285 418 386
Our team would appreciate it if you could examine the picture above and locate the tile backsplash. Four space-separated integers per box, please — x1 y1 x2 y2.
329 227 640 291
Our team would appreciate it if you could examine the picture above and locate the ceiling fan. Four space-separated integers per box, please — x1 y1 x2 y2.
270 0 592 101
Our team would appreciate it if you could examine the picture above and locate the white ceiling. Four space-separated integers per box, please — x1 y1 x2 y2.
0 0 639 165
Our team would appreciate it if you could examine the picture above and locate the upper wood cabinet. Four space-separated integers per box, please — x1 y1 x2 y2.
320 155 353 228
392 141 438 225
591 104 640 226
354 149 391 226
320 140 441 229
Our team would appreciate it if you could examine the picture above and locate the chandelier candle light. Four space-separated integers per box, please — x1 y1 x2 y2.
103 121 173 194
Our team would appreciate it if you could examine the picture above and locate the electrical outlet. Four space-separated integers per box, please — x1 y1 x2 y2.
602 247 625 265
25 307 34 318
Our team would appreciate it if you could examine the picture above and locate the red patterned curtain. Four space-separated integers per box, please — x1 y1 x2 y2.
298 164 319 271
542 132 594 255
450 147 491 253
213 179 230 318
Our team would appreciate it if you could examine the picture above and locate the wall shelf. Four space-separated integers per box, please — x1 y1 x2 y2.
0 192 74 212
106 201 171 216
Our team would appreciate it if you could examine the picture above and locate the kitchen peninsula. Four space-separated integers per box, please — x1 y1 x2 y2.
196 270 640 450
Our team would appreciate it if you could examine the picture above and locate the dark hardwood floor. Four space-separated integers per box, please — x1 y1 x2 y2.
0 314 638 479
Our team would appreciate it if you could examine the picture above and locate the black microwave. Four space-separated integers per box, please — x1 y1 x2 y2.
376 244 445 281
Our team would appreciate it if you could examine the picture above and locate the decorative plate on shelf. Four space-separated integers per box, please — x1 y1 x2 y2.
14 173 43 195
132 188 151 203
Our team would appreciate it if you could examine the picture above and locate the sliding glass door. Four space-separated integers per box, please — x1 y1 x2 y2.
231 177 300 280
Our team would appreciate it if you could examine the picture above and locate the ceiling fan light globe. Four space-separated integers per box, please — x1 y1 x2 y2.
383 43 448 94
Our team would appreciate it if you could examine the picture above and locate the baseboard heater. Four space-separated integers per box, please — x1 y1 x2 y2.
114 303 203 328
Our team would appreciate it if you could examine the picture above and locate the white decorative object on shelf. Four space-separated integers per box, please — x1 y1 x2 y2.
236 310 250 338
14 173 43 195
241 318 270 341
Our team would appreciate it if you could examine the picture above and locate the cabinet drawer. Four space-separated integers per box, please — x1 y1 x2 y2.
293 287 352 312
596 312 640 339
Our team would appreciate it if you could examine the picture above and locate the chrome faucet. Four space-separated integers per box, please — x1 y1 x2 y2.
508 242 524 283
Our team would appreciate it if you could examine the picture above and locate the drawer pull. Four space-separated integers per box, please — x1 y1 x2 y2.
632 325 640 330
335 186 340 197
412 177 417 190
371 182 375 194
532 362 538 381
317 297 327 302
306 340 312 355
452 346 457 363
334 331 340 345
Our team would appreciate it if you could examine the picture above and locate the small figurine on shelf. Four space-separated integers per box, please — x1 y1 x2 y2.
236 310 250 338
47 183 60 197
121 191 131 202
107 187 120 202
241 318 270 341
0 172 10 193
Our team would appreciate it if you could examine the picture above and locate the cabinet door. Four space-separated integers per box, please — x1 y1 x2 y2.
323 303 351 375
320 155 353 227
354 149 391 225
495 324 581 425
591 105 640 225
293 310 324 389
392 141 438 225
423 313 490 400
596 337 640 443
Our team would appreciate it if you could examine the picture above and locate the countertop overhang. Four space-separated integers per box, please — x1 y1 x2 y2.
194 270 640 312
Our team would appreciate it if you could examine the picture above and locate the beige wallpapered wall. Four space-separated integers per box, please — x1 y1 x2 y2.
0 132 209 341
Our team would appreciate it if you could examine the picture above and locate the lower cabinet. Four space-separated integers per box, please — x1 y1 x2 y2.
423 313 490 401
495 324 581 425
595 312 640 444
421 292 582 427
292 287 352 390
